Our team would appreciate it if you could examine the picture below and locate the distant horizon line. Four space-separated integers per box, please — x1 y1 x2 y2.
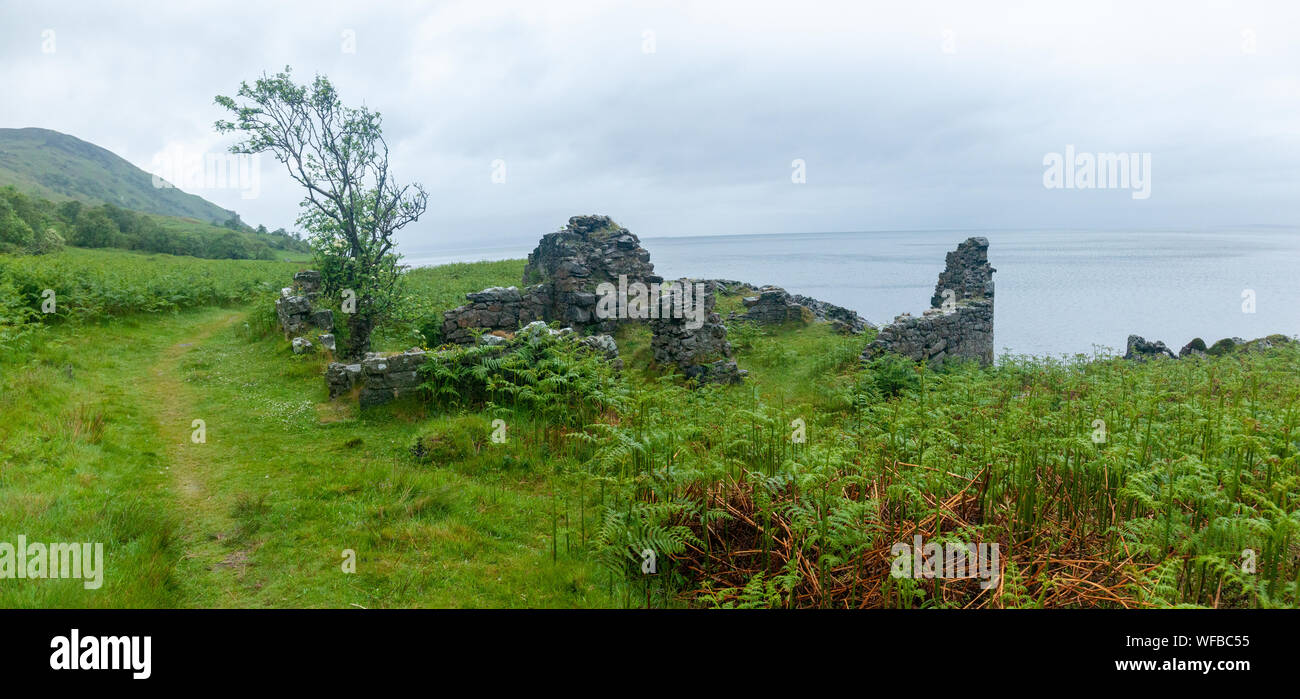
398 222 1299 258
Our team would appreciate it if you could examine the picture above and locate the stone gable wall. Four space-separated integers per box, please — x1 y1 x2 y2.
864 237 995 366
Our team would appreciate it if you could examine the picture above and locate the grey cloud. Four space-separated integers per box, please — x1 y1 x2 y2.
1 0 1297 256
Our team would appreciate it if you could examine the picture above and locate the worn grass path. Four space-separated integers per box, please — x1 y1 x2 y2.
136 310 250 606
1 305 615 608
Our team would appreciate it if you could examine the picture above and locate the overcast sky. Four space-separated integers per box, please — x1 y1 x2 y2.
2 0 1298 254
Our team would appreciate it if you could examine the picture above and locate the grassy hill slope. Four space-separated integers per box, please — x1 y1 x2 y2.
0 127 235 224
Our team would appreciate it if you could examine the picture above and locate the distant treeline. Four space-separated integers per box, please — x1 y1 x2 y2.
0 185 310 260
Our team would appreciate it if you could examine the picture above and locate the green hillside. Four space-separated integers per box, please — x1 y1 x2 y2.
0 127 236 224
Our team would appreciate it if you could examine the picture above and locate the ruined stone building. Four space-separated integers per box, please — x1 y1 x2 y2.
439 215 743 385
863 237 995 366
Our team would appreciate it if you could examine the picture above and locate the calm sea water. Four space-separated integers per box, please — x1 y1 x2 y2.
405 229 1300 358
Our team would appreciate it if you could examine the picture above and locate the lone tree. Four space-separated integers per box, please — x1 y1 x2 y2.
215 67 427 358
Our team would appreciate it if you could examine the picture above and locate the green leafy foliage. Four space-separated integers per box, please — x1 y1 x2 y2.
0 184 307 259
0 247 296 331
418 332 627 428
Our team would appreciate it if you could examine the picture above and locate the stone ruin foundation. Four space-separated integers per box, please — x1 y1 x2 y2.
326 348 427 407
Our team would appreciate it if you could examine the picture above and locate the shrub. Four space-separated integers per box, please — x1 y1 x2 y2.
864 353 920 397
419 331 627 427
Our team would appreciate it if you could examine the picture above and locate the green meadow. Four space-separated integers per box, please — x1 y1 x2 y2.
2 248 1297 608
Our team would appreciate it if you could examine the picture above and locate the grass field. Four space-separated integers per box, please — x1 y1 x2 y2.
2 248 1297 608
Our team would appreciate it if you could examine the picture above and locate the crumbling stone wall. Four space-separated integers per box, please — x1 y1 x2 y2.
327 327 624 407
439 285 552 345
275 270 335 353
326 348 428 406
707 281 869 334
439 215 660 343
931 239 995 307
737 286 813 325
521 214 658 327
788 293 871 334
358 349 427 407
649 281 744 384
437 215 741 385
864 237 995 366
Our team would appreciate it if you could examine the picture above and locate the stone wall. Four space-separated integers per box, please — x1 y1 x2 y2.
705 281 870 334
649 280 744 384
439 215 660 343
864 237 995 366
931 238 995 307
326 348 428 406
737 286 813 325
865 302 994 367
789 293 872 334
439 285 552 345
436 215 742 385
521 214 659 327
327 327 624 407
275 270 335 354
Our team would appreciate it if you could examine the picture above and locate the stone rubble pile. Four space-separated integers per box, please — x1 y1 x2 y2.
1123 335 1176 360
